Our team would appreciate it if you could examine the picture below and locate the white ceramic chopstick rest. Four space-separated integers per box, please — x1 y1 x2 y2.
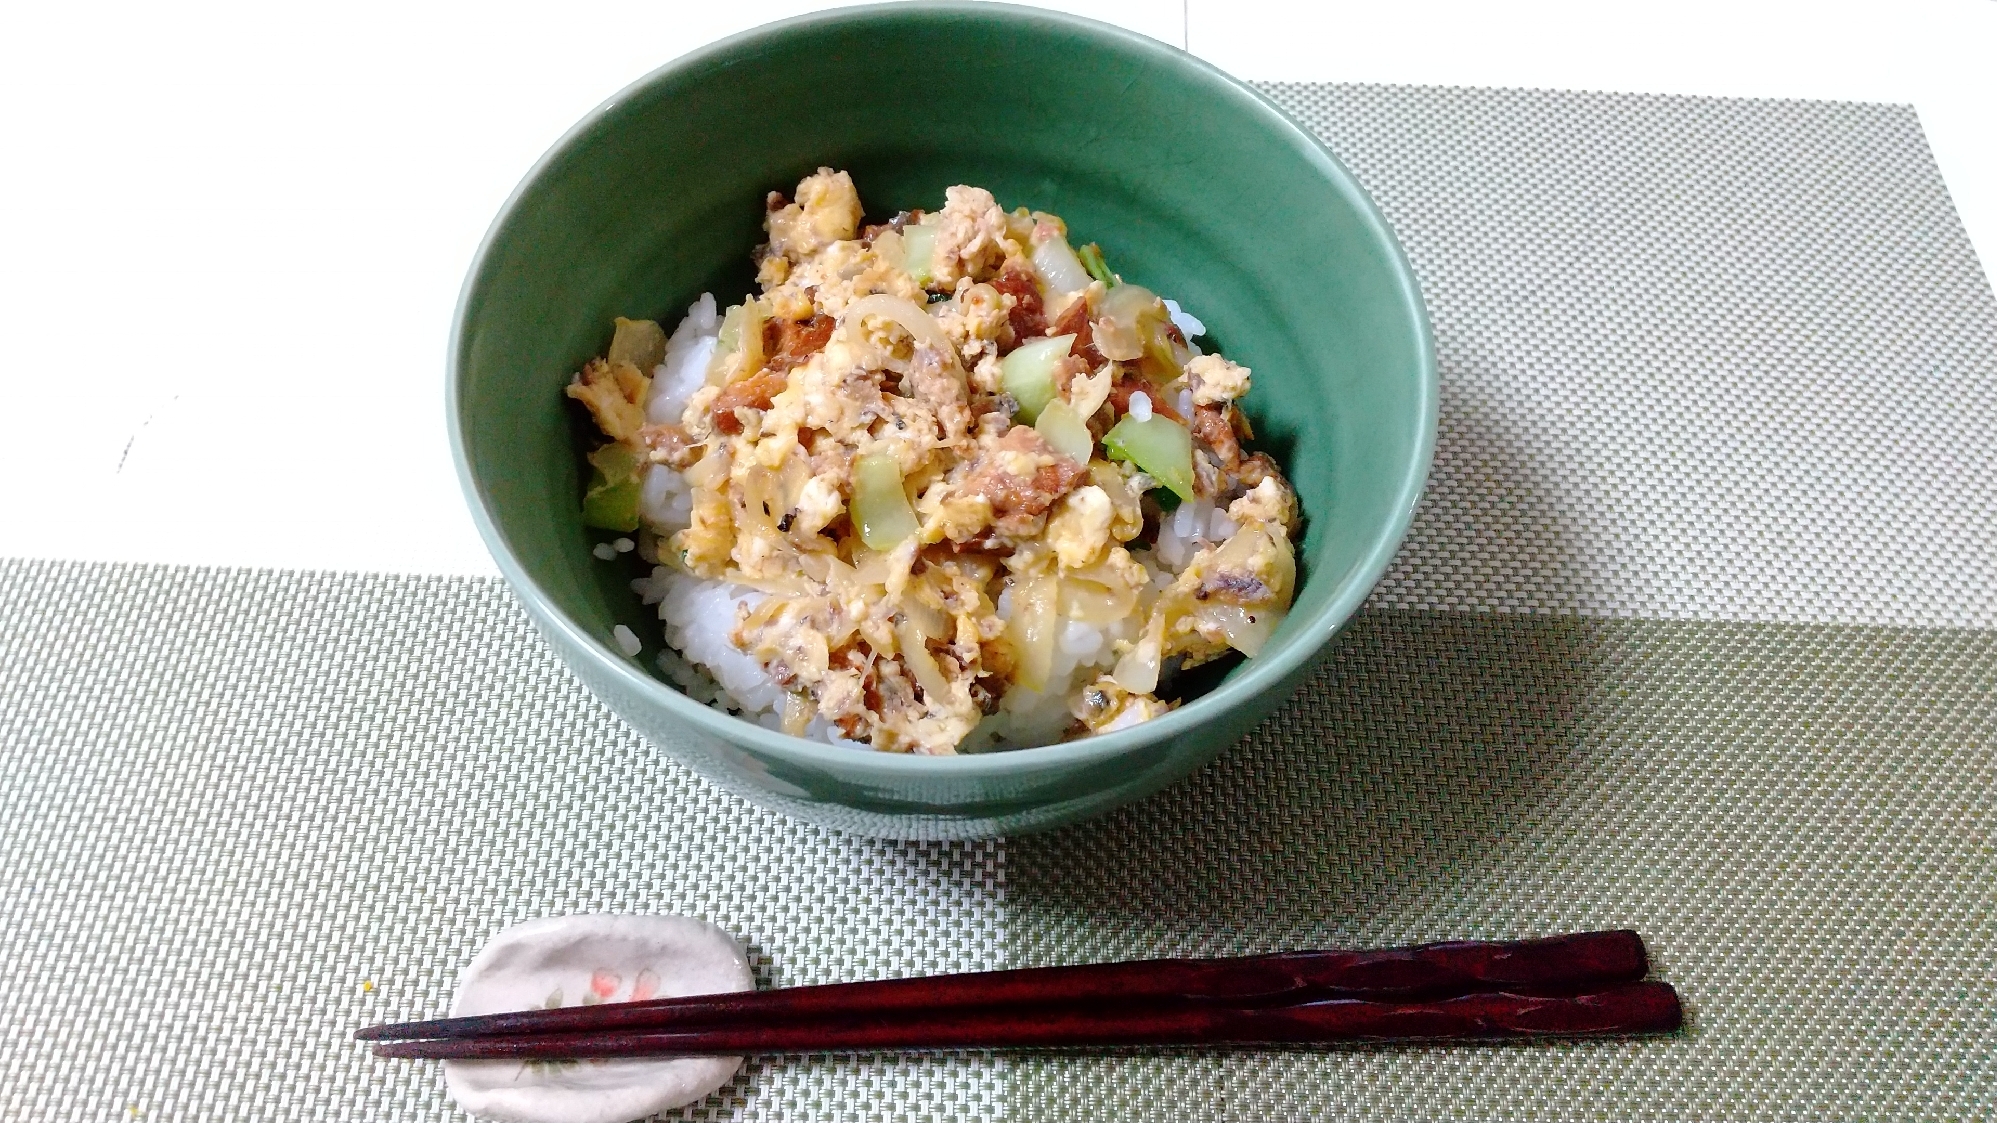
443 914 755 1123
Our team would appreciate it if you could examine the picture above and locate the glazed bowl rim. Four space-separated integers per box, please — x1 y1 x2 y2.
446 0 1439 780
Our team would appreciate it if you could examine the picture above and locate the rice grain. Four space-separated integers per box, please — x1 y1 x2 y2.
613 624 642 657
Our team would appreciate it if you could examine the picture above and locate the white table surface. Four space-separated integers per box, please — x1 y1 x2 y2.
2 0 1990 577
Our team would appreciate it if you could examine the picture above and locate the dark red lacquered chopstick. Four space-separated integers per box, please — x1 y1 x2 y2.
357 929 1648 1043
371 982 1681 1059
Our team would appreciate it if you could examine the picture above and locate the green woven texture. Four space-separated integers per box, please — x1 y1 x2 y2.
6 80 1997 1120
1010 612 1997 1119
4 566 1994 1120
0 561 1006 1123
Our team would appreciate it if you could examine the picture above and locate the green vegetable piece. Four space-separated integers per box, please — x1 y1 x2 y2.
852 453 920 550
901 224 937 287
1102 415 1195 501
607 317 667 372
581 479 640 532
589 441 641 481
715 303 744 352
581 443 643 532
1077 242 1115 288
1029 234 1091 295
706 303 746 384
1000 334 1075 423
1034 399 1094 463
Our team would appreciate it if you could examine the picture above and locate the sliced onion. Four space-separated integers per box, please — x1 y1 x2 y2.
741 300 766 377
1057 572 1137 626
781 691 815 737
1030 234 1091 296
738 465 783 534
1093 318 1143 362
1093 283 1163 362
684 445 729 490
777 453 810 517
1197 603 1283 657
1006 571 1060 693
1098 283 1161 324
718 571 815 597
1111 611 1165 694
895 617 955 705
840 294 965 381
795 551 831 583
850 547 898 589
900 589 953 641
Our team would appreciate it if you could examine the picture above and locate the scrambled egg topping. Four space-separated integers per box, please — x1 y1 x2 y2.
570 168 1302 754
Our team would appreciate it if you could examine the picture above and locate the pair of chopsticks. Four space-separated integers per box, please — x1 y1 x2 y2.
359 930 1680 1060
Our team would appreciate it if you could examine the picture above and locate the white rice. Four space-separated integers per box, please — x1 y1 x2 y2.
635 293 719 538
647 293 719 425
961 576 1136 750
1154 491 1244 572
1163 298 1205 341
1128 391 1153 423
605 290 1226 749
615 294 787 723
612 624 642 657
1155 497 1205 570
592 542 617 561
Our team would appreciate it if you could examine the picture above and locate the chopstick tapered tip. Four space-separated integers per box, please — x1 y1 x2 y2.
1649 981 1685 1033
1611 929 1651 977
356 1014 474 1042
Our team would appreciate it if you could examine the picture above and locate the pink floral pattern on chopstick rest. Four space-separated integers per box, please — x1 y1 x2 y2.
577 967 661 1005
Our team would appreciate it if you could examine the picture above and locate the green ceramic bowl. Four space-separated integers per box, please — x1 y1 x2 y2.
449 2 1435 838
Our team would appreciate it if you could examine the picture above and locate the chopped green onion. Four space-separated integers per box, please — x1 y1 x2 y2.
706 303 745 384
1077 242 1115 288
851 453 919 550
1000 334 1075 423
581 443 643 531
901 224 937 287
715 303 743 351
1102 415 1195 501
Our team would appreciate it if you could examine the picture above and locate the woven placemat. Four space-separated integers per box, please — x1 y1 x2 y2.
1010 612 1997 1119
0 564 1006 1123
4 82 1995 1120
